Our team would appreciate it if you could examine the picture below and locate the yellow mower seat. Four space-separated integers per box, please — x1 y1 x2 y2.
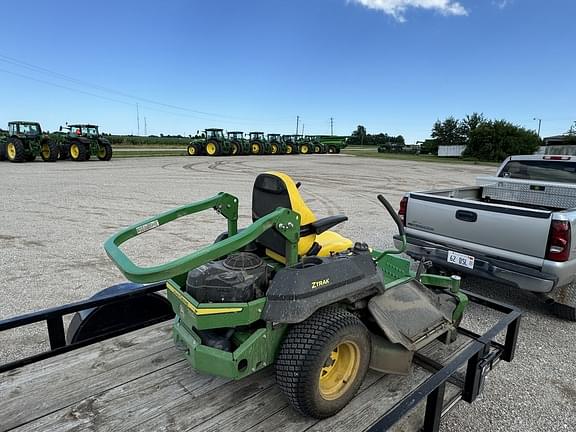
252 171 353 262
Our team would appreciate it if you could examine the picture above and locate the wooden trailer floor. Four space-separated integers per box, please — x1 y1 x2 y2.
0 322 471 432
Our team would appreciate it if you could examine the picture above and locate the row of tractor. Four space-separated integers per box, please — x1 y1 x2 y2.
187 129 348 156
0 121 113 163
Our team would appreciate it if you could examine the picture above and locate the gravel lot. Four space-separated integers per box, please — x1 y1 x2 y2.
0 155 574 431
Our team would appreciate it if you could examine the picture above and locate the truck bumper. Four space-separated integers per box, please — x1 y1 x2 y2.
394 235 558 293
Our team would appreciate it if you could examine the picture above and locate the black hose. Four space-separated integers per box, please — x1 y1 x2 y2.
377 194 405 237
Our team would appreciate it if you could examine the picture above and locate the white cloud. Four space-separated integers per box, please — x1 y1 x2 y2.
493 0 511 9
352 0 468 22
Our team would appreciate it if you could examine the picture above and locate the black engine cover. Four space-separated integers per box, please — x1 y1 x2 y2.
186 253 269 303
262 245 385 323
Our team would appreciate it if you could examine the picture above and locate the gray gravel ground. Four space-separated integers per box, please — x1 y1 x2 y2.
0 155 574 431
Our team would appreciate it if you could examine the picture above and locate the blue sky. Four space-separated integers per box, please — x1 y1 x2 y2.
0 0 574 142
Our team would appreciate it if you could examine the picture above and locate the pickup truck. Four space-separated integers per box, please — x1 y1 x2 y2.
395 155 576 321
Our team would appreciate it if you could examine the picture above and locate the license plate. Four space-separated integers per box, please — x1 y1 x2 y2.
447 251 475 269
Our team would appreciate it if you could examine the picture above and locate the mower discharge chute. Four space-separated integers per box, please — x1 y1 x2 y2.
105 172 468 419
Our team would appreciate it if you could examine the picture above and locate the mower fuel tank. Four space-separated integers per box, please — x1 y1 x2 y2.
262 244 384 323
186 252 269 302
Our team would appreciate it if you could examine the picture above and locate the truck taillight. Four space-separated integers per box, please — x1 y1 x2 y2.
398 197 408 226
546 220 571 262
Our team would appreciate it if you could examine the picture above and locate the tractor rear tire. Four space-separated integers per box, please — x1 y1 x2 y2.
300 144 311 155
97 143 113 161
230 142 240 156
59 144 70 160
40 140 59 162
250 142 263 155
70 142 88 162
25 153 36 162
271 143 279 155
285 144 294 155
0 142 5 161
205 140 221 156
328 146 336 154
314 145 321 153
6 138 26 163
187 144 199 156
276 306 371 419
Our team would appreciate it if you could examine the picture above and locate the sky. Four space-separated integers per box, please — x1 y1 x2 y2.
0 0 574 142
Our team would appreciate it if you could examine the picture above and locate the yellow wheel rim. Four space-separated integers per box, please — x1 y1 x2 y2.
187 145 196 156
251 143 260 154
41 143 51 159
97 147 106 158
70 144 80 159
271 144 278 154
301 145 309 154
286 145 293 154
206 143 217 155
7 143 16 160
232 144 239 155
318 341 360 401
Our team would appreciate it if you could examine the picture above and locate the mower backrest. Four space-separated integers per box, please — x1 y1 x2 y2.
252 172 317 261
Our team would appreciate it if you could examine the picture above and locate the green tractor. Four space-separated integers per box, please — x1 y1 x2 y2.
227 131 250 155
4 121 59 163
188 129 232 156
308 136 328 154
248 132 271 155
57 124 113 161
267 133 286 155
281 134 299 155
105 171 468 419
292 135 312 155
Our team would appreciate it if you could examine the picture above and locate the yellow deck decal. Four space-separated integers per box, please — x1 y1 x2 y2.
166 282 242 315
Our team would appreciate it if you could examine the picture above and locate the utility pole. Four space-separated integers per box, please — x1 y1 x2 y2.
533 117 542 137
296 115 299 136
144 117 147 136
136 103 140 136
330 117 334 136
302 124 305 136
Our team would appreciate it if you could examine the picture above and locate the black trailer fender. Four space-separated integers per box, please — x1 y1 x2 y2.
66 283 174 344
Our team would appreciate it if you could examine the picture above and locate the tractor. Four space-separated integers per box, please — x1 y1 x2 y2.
267 134 286 155
4 121 59 163
248 132 271 155
187 129 232 156
57 124 113 161
283 134 311 155
104 171 468 419
308 136 328 154
227 131 250 155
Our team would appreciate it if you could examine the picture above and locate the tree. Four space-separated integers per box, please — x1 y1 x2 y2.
461 112 486 138
431 117 466 147
348 125 367 146
464 120 541 161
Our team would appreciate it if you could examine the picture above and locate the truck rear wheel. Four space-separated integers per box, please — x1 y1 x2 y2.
553 303 576 321
40 140 59 162
276 306 370 418
6 138 25 162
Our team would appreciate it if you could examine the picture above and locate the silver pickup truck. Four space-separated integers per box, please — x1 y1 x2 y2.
394 155 576 321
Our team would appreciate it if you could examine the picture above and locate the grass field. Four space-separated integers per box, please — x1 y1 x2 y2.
342 147 500 166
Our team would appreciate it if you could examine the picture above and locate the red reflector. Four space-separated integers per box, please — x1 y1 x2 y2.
398 197 408 226
543 156 571 161
547 220 571 262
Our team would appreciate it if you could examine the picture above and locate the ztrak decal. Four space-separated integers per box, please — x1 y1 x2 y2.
136 220 159 235
311 278 330 289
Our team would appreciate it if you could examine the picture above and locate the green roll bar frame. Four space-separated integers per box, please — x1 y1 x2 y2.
104 193 301 284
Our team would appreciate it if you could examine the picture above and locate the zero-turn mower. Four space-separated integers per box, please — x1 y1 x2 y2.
104 172 468 418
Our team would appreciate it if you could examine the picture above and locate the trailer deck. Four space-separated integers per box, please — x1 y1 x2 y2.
0 287 520 432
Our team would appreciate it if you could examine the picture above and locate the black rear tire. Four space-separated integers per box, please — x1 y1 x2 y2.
276 306 371 419
7 138 26 162
553 303 576 321
97 143 113 161
70 142 88 161
59 144 70 160
0 142 6 161
40 140 59 162
187 143 199 156
328 146 336 154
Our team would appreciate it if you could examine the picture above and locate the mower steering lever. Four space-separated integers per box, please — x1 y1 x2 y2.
374 194 407 263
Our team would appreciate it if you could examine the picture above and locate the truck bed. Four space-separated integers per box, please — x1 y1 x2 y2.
1 321 477 432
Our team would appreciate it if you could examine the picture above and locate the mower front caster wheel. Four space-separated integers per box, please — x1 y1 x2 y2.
276 306 371 418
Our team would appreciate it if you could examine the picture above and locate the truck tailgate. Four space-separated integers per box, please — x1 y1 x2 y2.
407 193 552 258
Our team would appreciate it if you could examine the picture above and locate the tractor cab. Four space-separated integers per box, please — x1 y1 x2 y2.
8 121 42 137
67 124 100 138
267 133 281 141
205 128 225 140
249 132 265 141
227 131 244 140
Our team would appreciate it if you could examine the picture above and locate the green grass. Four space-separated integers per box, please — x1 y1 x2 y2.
343 148 499 166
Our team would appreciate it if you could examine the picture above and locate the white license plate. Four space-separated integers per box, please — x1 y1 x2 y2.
447 251 475 269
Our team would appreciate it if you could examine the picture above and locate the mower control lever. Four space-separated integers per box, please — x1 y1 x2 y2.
377 194 405 237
